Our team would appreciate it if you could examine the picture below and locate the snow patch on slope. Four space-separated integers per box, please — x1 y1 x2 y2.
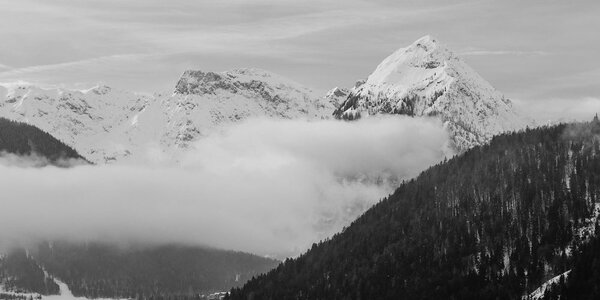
525 270 571 300
524 203 600 299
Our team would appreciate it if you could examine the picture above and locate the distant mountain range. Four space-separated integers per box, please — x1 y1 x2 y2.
0 36 528 163
0 69 334 163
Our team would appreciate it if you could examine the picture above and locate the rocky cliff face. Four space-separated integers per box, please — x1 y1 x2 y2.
324 87 350 109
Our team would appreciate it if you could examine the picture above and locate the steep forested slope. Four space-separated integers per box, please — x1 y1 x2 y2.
228 120 600 300
0 249 59 296
540 233 600 299
0 117 86 165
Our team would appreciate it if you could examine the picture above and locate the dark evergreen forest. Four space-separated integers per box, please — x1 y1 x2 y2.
0 117 86 165
1 242 279 299
0 249 59 296
541 232 600 299
228 121 600 300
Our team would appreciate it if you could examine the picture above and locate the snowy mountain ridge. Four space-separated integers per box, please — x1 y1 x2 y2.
333 35 529 151
0 83 151 163
0 36 530 162
0 68 334 163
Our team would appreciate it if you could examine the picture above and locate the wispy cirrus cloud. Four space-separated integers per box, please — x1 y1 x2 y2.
0 54 169 91
0 0 598 99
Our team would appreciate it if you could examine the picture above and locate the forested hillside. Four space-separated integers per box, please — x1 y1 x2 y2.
541 232 600 299
30 241 278 299
1 242 279 299
228 120 600 300
0 249 59 296
0 117 86 165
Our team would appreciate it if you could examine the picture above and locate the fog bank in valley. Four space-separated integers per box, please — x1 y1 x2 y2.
0 116 451 258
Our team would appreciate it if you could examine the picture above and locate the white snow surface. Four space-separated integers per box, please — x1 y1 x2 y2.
44 278 126 300
334 35 530 151
0 68 334 163
524 270 571 300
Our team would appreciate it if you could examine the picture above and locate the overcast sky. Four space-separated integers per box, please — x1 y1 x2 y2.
0 0 598 102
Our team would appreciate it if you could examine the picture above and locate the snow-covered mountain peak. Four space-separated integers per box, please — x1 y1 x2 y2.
410 35 438 50
174 70 226 95
85 85 113 95
366 34 453 87
324 87 349 108
227 68 277 79
399 34 441 58
326 87 348 98
174 68 315 97
334 35 529 151
0 68 334 163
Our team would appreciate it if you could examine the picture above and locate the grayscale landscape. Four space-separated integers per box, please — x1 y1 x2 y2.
0 1 599 299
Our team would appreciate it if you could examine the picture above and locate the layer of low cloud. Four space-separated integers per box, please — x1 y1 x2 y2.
0 116 450 258
513 97 600 124
0 152 87 168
